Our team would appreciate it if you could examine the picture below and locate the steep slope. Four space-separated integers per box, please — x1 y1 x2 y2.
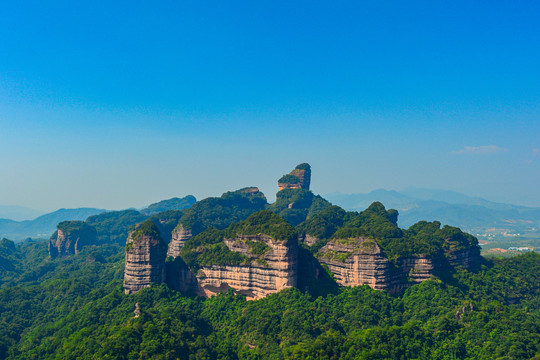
278 163 311 190
270 163 332 226
123 220 167 294
314 203 481 293
48 221 97 258
178 211 298 299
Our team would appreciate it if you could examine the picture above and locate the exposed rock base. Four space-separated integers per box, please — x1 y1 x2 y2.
124 224 167 294
48 221 97 258
167 224 192 258
195 235 298 300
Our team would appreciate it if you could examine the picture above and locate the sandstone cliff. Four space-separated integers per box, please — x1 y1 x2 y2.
317 237 442 293
385 256 435 294
124 220 167 294
167 224 192 258
195 234 298 300
278 163 311 191
445 247 481 270
48 221 97 258
317 237 391 291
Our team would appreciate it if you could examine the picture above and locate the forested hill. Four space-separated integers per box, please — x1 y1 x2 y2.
0 195 196 241
0 208 106 241
0 236 538 359
0 164 539 359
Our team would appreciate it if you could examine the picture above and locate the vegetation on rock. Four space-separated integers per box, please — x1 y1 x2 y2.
278 174 301 184
226 210 297 242
180 228 251 270
141 195 196 215
131 220 162 243
176 188 267 235
86 210 148 245
269 188 332 226
0 236 538 359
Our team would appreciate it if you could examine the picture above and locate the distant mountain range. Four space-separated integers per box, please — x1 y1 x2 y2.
140 195 197 215
0 196 197 241
0 205 44 222
0 208 107 240
324 188 540 237
3 189 539 241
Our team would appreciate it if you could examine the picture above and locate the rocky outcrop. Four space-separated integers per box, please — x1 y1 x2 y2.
298 234 319 246
386 256 435 294
278 163 311 191
48 221 97 258
445 247 481 270
317 237 439 294
167 224 192 258
317 237 392 291
124 220 167 294
195 235 298 300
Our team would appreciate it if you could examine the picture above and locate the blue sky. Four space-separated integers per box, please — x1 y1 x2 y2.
1 1 539 211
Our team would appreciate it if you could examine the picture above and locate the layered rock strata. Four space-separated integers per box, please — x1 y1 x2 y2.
385 256 435 294
167 224 192 258
124 221 167 294
278 164 311 191
317 237 391 290
195 235 298 300
445 247 481 270
48 221 97 258
318 237 440 294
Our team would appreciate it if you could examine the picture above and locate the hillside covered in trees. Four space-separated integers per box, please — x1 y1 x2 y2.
0 164 538 359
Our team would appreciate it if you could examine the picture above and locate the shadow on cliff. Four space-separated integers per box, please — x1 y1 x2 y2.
429 247 489 293
297 246 340 298
165 256 199 294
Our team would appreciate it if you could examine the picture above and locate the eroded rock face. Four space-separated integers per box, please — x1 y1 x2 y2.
48 221 97 258
317 237 440 294
167 224 192 258
298 234 319 246
317 237 391 291
123 222 167 294
445 247 481 270
386 256 435 294
195 235 298 300
278 164 311 191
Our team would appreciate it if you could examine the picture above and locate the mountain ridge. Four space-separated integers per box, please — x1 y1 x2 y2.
325 188 540 235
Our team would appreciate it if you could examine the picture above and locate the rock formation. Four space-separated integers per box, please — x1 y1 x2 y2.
120 164 483 299
298 233 319 246
48 221 97 258
445 247 481 270
386 256 435 294
317 237 391 291
195 234 298 300
124 220 167 294
317 237 439 294
278 163 311 191
167 224 192 258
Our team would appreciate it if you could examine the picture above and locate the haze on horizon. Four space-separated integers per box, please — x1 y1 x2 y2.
1 1 539 212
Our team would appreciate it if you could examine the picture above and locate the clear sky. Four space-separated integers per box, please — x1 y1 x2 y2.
1 0 539 211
